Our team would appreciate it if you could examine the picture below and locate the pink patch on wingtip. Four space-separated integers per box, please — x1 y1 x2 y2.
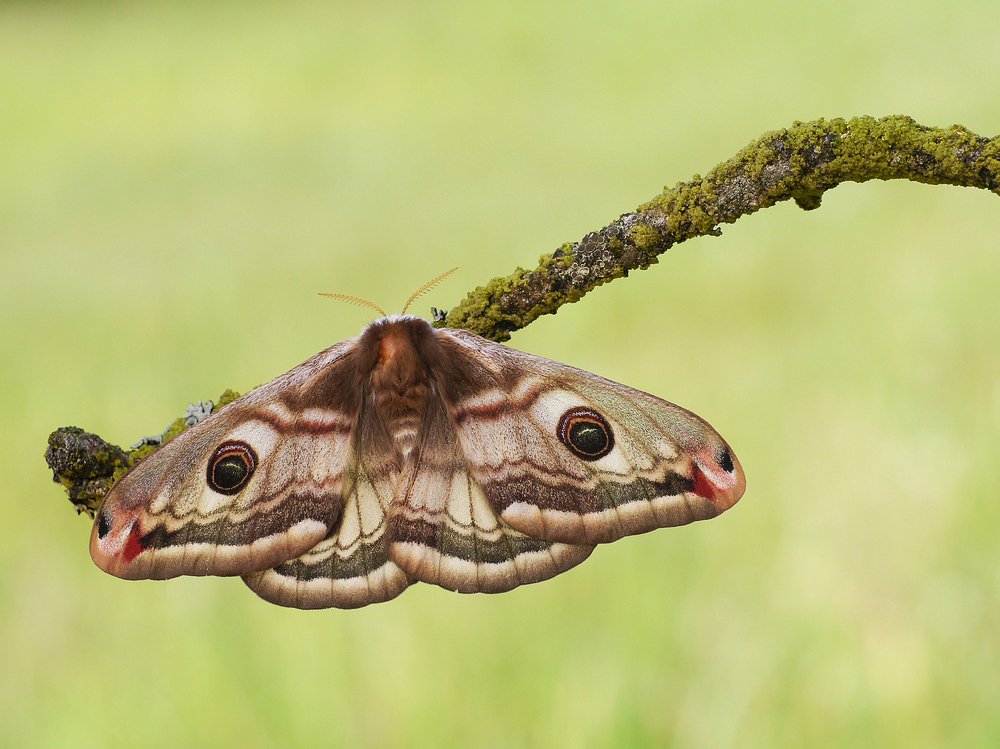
121 524 146 564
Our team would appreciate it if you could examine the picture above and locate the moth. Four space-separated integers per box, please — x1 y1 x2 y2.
91 296 745 609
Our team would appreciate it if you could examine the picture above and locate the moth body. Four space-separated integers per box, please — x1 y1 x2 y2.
91 315 745 608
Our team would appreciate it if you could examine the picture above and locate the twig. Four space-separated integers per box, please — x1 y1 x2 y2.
441 115 999 341
46 115 1000 513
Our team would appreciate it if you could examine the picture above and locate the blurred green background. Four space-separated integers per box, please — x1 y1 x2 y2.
4 1 1000 747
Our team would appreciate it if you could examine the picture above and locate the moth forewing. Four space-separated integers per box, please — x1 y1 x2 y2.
91 314 745 608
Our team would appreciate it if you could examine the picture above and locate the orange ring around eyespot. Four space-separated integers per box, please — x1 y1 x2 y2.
557 407 614 461
206 440 258 495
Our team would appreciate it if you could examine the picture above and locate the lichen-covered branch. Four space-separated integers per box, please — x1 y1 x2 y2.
46 394 241 515
442 115 1000 342
47 115 1000 513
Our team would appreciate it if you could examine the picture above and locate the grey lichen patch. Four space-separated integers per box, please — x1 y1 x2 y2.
50 389 244 511
123 389 241 471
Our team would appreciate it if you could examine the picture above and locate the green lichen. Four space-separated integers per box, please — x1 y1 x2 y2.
438 117 998 344
215 389 241 409
628 224 660 252
44 427 130 514
440 253 595 341
50 115 1000 507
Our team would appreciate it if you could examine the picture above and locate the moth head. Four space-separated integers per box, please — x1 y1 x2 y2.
206 440 258 495
557 407 615 461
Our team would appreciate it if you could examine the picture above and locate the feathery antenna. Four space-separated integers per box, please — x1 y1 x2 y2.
317 293 388 317
400 267 458 315
319 268 457 318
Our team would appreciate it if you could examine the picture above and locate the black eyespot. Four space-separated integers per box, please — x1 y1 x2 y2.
718 446 734 473
97 511 111 539
557 407 614 461
207 441 258 495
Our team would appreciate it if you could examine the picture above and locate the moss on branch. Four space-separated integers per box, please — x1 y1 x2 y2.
441 115 1000 342
47 115 1000 512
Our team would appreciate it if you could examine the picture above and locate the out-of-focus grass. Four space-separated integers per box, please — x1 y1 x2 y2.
3 1 1000 747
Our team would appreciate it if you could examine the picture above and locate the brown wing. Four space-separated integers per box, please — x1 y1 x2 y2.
90 340 363 581
242 398 412 609
433 328 746 547
386 395 593 594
